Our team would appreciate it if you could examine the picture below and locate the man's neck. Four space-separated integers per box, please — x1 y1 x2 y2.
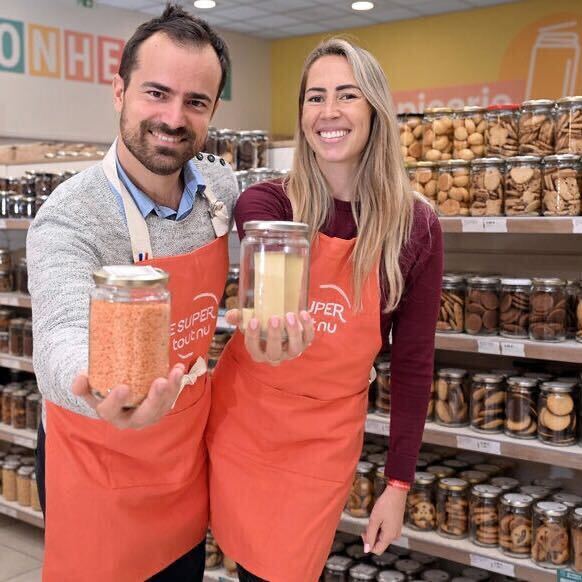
116 136 183 210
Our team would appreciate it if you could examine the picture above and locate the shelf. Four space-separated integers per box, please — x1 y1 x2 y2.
439 216 582 234
0 423 37 449
0 219 31 230
366 413 582 470
0 292 31 308
0 354 34 373
435 333 582 364
338 513 560 582
0 496 43 529
204 567 237 581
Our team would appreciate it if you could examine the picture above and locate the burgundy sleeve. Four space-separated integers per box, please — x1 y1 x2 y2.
385 207 444 483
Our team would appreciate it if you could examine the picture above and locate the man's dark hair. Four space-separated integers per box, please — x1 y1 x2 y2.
119 3 230 99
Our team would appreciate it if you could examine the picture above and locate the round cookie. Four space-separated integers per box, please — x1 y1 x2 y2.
547 393 574 416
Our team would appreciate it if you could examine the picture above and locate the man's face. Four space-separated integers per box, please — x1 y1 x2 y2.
114 32 222 175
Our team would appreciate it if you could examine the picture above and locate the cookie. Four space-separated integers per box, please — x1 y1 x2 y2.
547 393 574 416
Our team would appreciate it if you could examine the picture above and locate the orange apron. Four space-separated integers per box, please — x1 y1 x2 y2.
43 141 229 582
207 234 382 582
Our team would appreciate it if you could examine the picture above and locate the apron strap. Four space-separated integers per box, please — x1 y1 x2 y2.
201 183 230 238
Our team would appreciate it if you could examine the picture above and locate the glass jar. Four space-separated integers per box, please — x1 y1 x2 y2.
8 194 23 218
375 361 391 416
571 507 582 572
437 478 470 539
489 477 520 493
398 113 424 162
15 257 28 295
542 154 581 216
11 389 27 429
216 129 238 167
205 530 223 570
252 131 269 168
436 160 470 217
556 96 582 154
458 470 488 486
529 278 567 342
485 104 520 158
89 266 171 408
470 373 505 433
234 170 249 194
395 559 422 579
239 221 310 338
16 465 33 507
377 572 406 582
2 460 19 501
35 194 49 214
422 570 451 582
0 268 12 293
323 555 354 582
566 280 578 340
427 465 455 480
349 564 378 582
532 501 570 568
505 376 539 439
426 378 435 422
0 248 12 271
470 484 502 547
25 393 41 431
473 464 501 478
346 462 375 518
443 459 470 473
236 131 255 171
465 276 500 336
8 318 25 356
519 485 551 501
469 158 505 216
435 368 469 427
499 278 531 338
532 478 564 493
437 274 465 333
453 106 487 161
0 191 11 217
30 470 41 512
505 156 542 216
22 320 32 358
406 471 437 531
538 381 577 446
205 127 217 154
221 266 240 310
346 544 367 562
423 108 454 161
407 162 438 208
519 99 555 156
20 196 36 219
0 308 11 353
374 465 386 502
329 540 345 555
499 493 534 558
1 385 15 424
552 492 582 509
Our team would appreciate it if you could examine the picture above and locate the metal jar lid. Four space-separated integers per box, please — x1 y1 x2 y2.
532 277 565 286
376 360 391 372
439 477 469 491
461 106 486 114
461 567 491 581
523 372 553 381
425 107 453 114
519 485 551 499
467 275 500 285
473 464 500 476
438 368 467 379
325 555 353 573
442 274 465 285
2 460 20 470
367 453 386 467
443 459 469 470
557 96 582 105
489 477 520 491
356 461 374 474
500 278 532 287
501 492 533 508
17 466 34 477
427 465 455 479
540 381 575 393
458 470 488 485
522 99 555 109
575 507 582 518
346 544 366 560
471 157 505 166
507 155 542 164
414 471 436 485
543 153 581 165
422 570 451 582
243 220 309 234
372 551 399 568
418 452 441 465
410 161 436 168
472 373 504 385
532 478 564 491
349 563 379 580
551 492 582 508
93 265 169 288
472 484 502 499
377 572 406 582
441 159 470 168
395 559 422 574
487 103 520 111
534 501 568 517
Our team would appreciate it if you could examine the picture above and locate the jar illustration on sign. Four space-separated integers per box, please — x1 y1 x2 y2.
525 21 580 100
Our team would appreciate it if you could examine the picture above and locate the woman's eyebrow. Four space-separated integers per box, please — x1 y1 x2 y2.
305 84 361 94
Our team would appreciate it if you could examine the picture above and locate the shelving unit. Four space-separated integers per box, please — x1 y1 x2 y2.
0 423 37 450
440 216 582 234
0 292 31 308
0 496 43 529
0 219 31 230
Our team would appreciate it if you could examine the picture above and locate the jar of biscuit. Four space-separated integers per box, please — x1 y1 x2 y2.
436 160 470 217
490 477 520 493
485 104 520 158
458 470 488 486
408 162 438 208
16 465 33 507
406 471 437 531
465 276 500 336
30 471 41 512
349 564 379 582
566 280 578 340
571 507 582 572
470 373 505 433
473 464 502 478
423 108 454 162
437 274 465 333
529 278 567 342
505 156 542 216
427 378 435 421
398 114 424 162
505 376 538 439
346 462 374 518
8 318 25 356
538 381 577 446
499 278 531 338
0 308 11 353
2 385 14 424
470 484 502 547
519 485 551 501
552 492 582 509
2 460 18 501
216 129 237 167
519 99 556 156
11 389 27 430
469 158 505 216
437 478 470 539
532 501 570 569
324 555 354 582
499 493 534 558
374 465 386 502
25 393 41 430
221 266 239 310
556 96 582 154
542 154 581 216
375 361 391 416
453 106 487 161
435 368 469 427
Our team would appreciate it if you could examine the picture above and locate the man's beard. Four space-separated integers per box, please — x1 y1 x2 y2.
120 109 200 176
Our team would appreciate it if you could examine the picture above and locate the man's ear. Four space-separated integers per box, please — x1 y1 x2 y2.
113 74 125 113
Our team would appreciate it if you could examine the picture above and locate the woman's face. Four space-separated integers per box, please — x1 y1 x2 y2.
301 55 372 168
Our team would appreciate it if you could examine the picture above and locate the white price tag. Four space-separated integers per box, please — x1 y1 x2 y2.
477 339 500 355
500 341 526 357
365 419 389 436
470 554 515 577
391 535 409 549
13 436 34 449
461 218 483 233
572 218 582 233
457 436 501 456
0 505 18 519
483 218 507 233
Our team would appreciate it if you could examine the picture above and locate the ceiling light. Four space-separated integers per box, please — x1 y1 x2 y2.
351 1 374 10
194 0 216 8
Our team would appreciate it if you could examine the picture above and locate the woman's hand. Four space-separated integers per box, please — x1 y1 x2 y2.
226 309 315 366
362 485 408 555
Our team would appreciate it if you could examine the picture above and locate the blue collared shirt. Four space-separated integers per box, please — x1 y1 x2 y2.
113 153 205 221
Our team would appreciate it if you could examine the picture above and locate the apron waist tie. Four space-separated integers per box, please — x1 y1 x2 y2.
172 357 208 408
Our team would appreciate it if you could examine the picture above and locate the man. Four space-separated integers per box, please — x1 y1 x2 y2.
27 5 237 580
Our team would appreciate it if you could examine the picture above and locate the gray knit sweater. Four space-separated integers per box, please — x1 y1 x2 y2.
27 154 238 421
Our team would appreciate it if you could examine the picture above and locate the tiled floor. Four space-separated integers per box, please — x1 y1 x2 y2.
0 515 43 582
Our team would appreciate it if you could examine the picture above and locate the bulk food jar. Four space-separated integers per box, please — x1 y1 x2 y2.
216 129 237 167
345 461 374 518
532 501 570 569
485 104 520 158
465 276 500 336
542 154 581 216
434 368 469 427
470 373 505 433
437 274 465 333
499 278 531 339
323 555 354 582
499 493 534 558
519 99 555 156
436 477 470 539
470 158 505 216
423 108 454 161
529 278 566 342
469 484 502 547
436 160 470 217
505 376 538 439
453 106 487 161
406 471 437 531
556 96 582 154
571 507 582 572
407 162 437 208
398 113 423 162
375 361 391 416
537 381 577 446
239 221 310 337
89 266 171 408
505 156 542 216
349 564 378 582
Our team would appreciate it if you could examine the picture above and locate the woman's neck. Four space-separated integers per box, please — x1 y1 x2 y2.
317 158 357 202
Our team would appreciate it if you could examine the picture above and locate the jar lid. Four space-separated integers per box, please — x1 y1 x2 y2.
356 461 374 474
346 544 366 559
461 106 486 114
228 266 240 275
472 373 504 384
9 318 26 326
93 265 169 287
458 470 488 484
349 563 379 580
422 569 451 582
26 393 41 401
461 567 490 581
473 464 500 476
372 552 398 568
555 376 578 385
532 478 564 490
535 501 568 517
439 477 468 491
17 466 34 476
408 161 436 168
443 459 469 470
518 486 549 499
440 159 470 167
575 507 582 518
409 551 437 565
23 321 33 330
12 389 29 397
552 492 582 507
427 465 455 478
2 460 20 469
540 380 575 393
532 277 565 286
500 278 532 286
0 248 11 256
395 559 422 574
325 555 353 572
471 157 506 166
487 103 520 111
489 477 520 491
216 128 236 136
414 471 436 485
243 220 309 234
467 275 500 285
523 372 553 381
472 484 502 498
543 153 581 164
451 578 475 582
367 453 386 466
455 452 486 465
376 465 386 477
507 155 542 164
236 130 255 137
418 452 441 464
522 99 555 108
557 96 582 105
502 492 533 507
8 194 23 200
377 572 406 582
438 368 467 379
425 107 453 114
442 274 465 285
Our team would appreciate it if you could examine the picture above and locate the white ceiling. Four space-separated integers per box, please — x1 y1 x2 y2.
98 0 518 39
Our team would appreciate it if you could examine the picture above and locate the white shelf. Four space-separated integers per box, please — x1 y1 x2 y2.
0 496 43 529
204 567 237 581
0 354 34 373
0 292 31 308
0 219 31 230
0 423 37 449
440 216 582 234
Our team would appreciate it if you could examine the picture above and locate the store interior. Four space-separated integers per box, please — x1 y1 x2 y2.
1 0 582 580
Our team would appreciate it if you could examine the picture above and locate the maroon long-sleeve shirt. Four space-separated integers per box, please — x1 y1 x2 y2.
235 181 444 482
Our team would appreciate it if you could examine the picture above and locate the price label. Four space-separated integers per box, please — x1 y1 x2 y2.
457 436 501 456
391 535 409 549
13 435 34 449
483 218 508 233
477 339 500 355
461 218 483 233
500 341 526 357
469 554 515 577
365 419 389 436
558 568 582 582
572 218 582 233
0 505 18 519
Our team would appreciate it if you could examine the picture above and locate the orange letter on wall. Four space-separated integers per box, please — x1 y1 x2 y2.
29 24 61 78
64 30 94 82
97 36 124 84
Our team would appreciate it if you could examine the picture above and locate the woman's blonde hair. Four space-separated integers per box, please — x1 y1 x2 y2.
286 38 419 312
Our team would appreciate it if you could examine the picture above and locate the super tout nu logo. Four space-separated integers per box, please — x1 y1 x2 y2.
309 284 350 335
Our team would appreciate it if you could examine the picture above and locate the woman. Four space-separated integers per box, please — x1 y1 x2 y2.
207 38 443 582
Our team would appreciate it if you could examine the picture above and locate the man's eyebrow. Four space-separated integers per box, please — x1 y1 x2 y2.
141 82 212 102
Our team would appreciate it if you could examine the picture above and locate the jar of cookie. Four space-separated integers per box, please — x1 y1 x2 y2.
458 470 488 486
423 108 454 162
499 279 531 338
374 465 386 502
437 478 470 539
349 564 379 582
532 501 570 569
519 485 551 501
490 477 520 493
375 361 391 416
437 274 465 333
11 389 27 430
435 368 469 427
453 106 487 161
436 160 470 217
499 493 534 558
485 104 520 158
538 381 577 446
221 266 239 310
519 99 556 156
324 555 354 582
532 478 565 494
377 572 406 582
542 154 581 216
576 284 582 344
427 465 456 480
443 459 470 473
566 280 578 340
465 276 500 336
16 465 33 507
571 507 582 572
505 376 539 439
469 158 505 216
470 373 505 433
2 460 19 502
399 114 424 162
470 484 502 547
408 162 438 209
346 462 375 518
556 96 582 154
407 471 437 531
552 492 582 510
529 278 567 342
505 156 542 216
427 378 435 422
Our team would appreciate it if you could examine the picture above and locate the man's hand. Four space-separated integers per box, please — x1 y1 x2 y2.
226 310 315 366
72 363 186 430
